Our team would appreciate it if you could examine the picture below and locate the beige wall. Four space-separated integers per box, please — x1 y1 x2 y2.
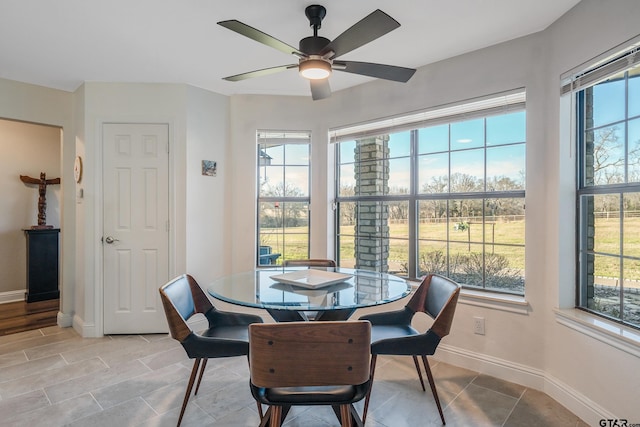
0 119 61 297
185 86 231 283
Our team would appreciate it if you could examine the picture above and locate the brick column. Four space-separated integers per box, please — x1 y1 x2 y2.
354 136 390 272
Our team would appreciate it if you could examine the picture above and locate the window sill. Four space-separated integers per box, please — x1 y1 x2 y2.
458 289 529 314
554 308 640 358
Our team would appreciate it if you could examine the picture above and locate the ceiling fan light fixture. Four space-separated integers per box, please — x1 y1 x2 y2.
299 58 331 80
218 6 416 99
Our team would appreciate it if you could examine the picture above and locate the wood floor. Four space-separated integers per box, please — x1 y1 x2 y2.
0 299 59 336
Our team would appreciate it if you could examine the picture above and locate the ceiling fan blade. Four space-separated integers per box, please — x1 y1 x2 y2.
218 20 304 57
310 79 331 100
223 64 297 82
334 61 416 82
321 10 400 59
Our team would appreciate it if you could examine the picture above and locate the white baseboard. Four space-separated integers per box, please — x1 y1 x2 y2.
435 343 612 425
57 311 73 328
72 314 99 337
544 373 615 426
0 290 26 304
437 343 545 389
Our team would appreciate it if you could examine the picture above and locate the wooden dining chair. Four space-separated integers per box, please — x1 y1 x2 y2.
249 321 371 427
358 274 461 425
283 258 337 268
159 274 264 426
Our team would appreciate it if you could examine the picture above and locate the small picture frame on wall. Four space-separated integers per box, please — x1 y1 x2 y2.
202 160 217 176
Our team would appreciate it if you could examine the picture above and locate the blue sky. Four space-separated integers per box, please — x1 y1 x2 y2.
339 111 526 194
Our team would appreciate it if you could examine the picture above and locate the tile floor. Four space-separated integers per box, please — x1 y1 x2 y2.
0 326 588 427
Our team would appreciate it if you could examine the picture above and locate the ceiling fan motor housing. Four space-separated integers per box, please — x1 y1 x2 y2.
299 36 331 55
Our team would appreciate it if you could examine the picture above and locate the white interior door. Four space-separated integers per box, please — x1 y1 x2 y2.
103 123 169 334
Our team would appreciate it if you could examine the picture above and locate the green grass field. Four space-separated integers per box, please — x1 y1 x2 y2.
261 217 640 327
591 217 640 281
260 217 640 280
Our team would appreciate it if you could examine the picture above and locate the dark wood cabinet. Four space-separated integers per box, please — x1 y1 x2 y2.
24 229 60 302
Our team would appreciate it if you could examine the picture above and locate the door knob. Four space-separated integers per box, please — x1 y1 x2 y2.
104 236 119 244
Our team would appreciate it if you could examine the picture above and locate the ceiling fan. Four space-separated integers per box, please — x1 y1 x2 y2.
217 5 416 100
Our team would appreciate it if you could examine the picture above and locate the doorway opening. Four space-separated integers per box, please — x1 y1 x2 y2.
0 118 63 335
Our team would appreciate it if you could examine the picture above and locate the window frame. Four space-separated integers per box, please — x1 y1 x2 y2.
575 69 640 330
256 130 311 267
333 93 526 295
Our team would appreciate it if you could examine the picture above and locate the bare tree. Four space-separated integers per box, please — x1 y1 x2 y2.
486 175 522 192
592 127 625 185
423 176 448 194
590 126 640 213
388 187 409 221
338 185 356 225
262 182 307 227
450 173 482 193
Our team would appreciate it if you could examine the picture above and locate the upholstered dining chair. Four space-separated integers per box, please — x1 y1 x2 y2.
249 320 371 427
159 274 264 426
282 258 337 268
358 274 461 425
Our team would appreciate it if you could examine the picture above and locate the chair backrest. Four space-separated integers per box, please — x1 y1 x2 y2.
249 321 370 388
159 274 213 342
283 259 337 268
406 274 461 339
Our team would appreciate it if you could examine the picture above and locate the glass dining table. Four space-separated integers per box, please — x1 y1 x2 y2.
207 266 412 321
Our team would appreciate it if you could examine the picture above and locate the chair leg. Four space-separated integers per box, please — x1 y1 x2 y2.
269 405 282 427
412 355 426 391
259 405 289 427
194 358 208 395
259 406 271 427
422 355 445 425
256 401 264 421
331 404 358 427
178 358 201 427
362 354 377 425
339 404 351 427
349 404 365 427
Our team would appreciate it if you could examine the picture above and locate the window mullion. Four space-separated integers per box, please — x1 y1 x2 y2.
408 129 418 278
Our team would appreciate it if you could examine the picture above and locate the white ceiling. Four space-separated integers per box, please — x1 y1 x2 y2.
0 0 580 98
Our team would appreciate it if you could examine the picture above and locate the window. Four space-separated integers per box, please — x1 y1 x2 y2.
576 61 640 329
257 131 311 266
333 91 526 294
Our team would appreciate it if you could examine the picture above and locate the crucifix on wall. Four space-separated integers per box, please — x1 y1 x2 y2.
20 172 60 229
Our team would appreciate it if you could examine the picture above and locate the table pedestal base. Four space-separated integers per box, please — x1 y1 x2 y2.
266 308 356 322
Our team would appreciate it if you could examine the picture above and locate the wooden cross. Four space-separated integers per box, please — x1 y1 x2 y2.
20 172 60 229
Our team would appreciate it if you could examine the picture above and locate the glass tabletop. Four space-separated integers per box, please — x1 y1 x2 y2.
207 267 411 312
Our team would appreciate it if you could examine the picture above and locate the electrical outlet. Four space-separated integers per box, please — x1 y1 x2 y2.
473 317 485 335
